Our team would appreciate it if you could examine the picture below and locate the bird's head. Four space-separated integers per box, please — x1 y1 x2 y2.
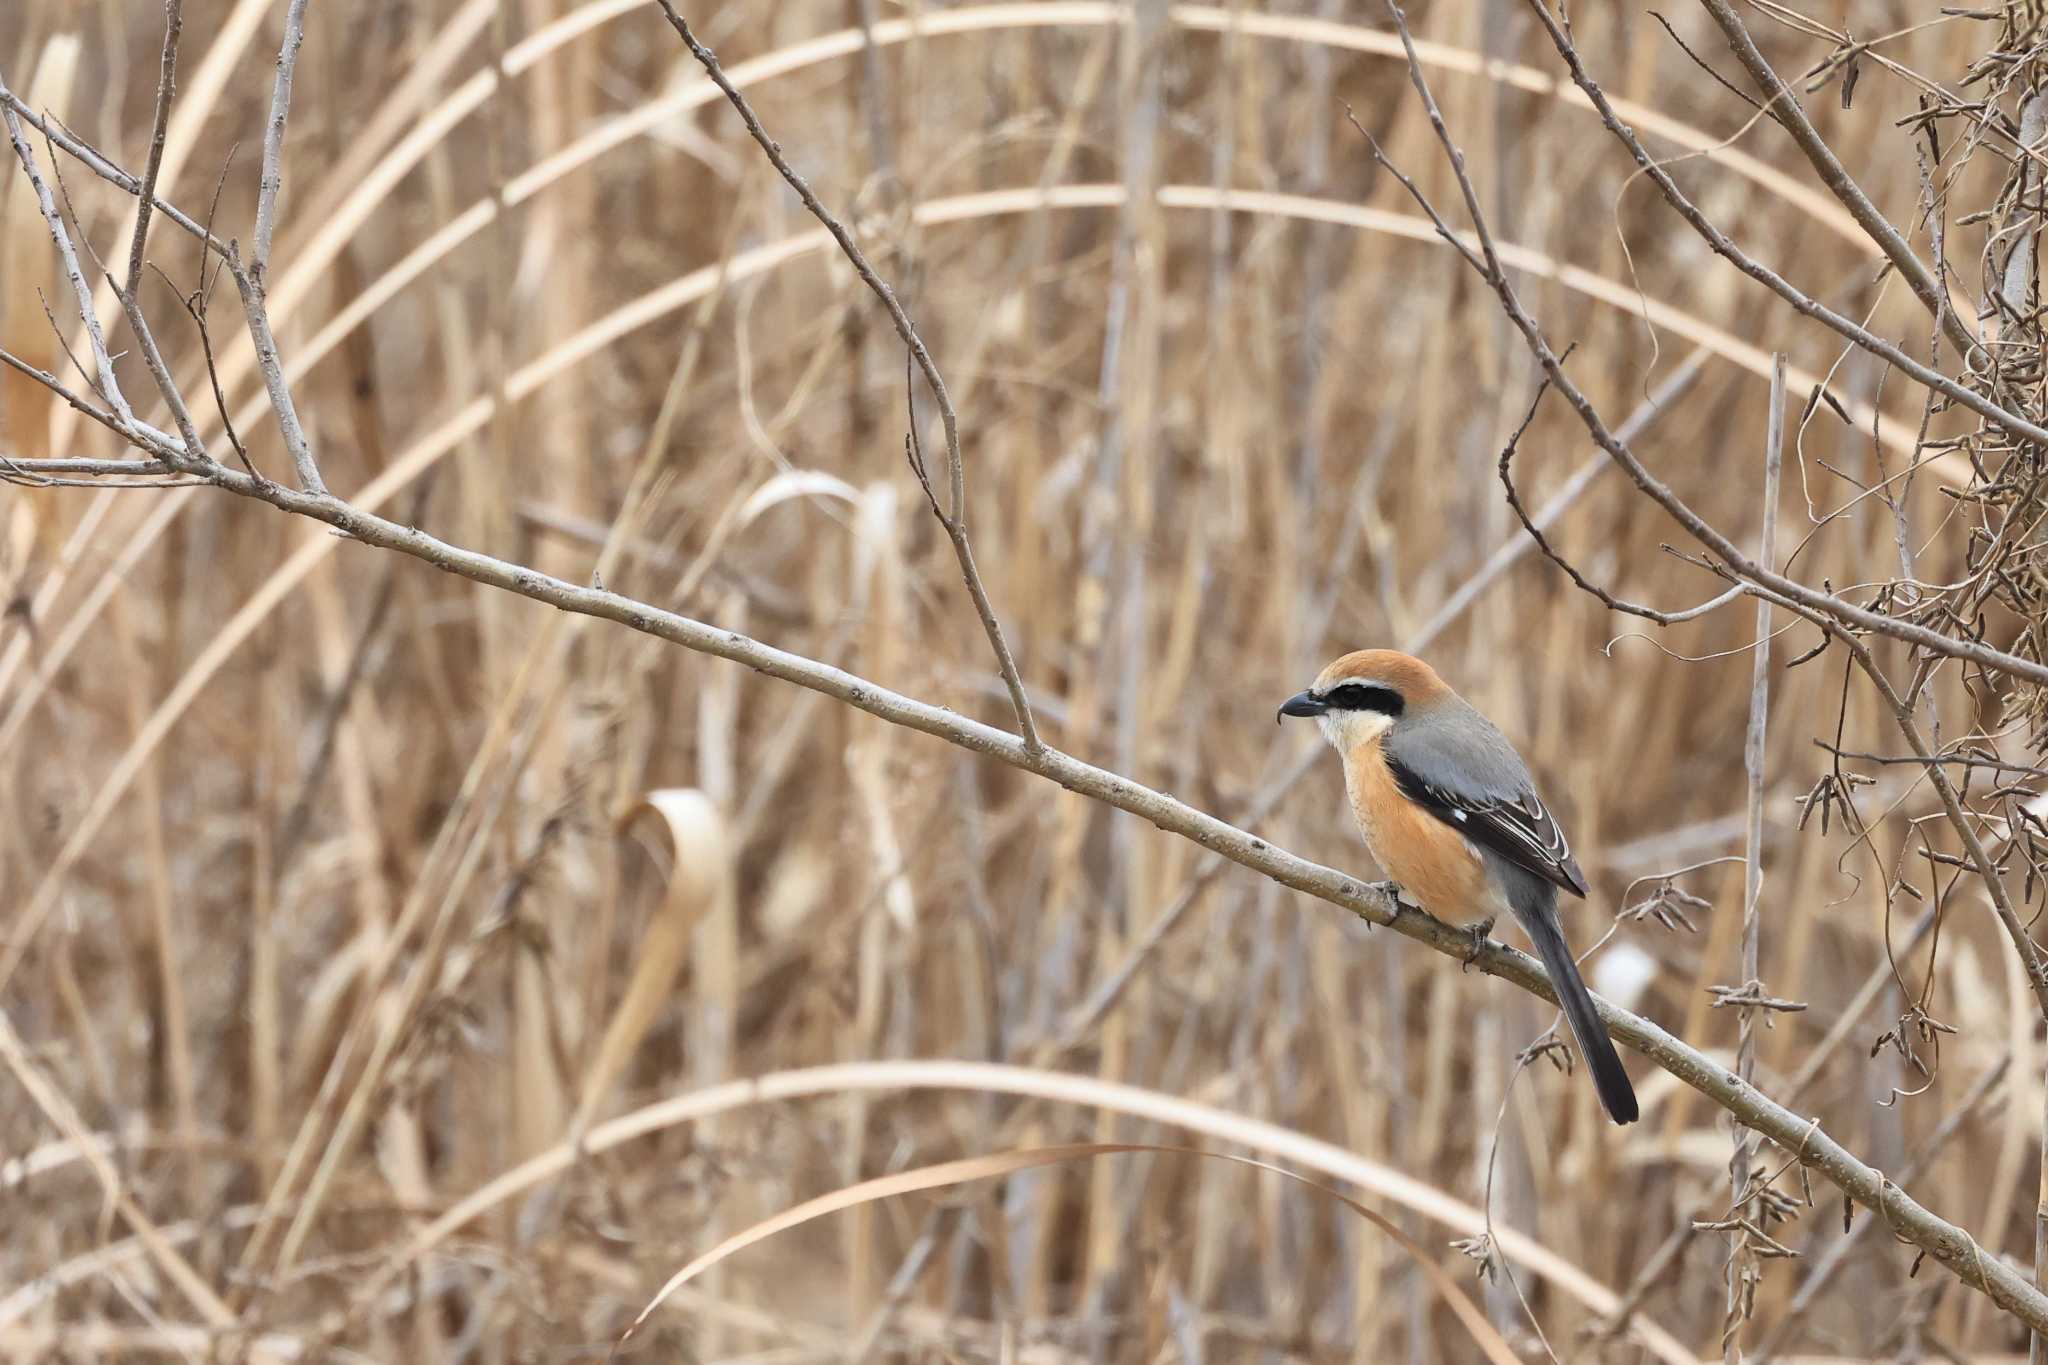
1277 649 1453 749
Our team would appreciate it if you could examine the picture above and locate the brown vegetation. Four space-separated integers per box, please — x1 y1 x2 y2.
2 1 2044 1360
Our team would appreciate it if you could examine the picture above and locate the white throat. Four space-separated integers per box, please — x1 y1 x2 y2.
1315 708 1394 750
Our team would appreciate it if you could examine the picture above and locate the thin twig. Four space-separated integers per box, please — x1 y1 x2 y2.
651 0 1040 751
0 85 232 262
0 457 177 478
109 283 211 472
1600 899 1946 1341
1846 632 2048 1021
0 90 135 427
1752 1051 2011 1362
225 0 327 494
1696 0 1983 364
125 0 183 299
1367 5 2048 690
252 0 311 282
1384 0 2048 1029
228 247 325 492
1521 0 2039 452
1495 351 1741 626
1726 353 1786 1360
0 345 190 462
9 74 212 481
1416 347 1709 644
154 261 258 477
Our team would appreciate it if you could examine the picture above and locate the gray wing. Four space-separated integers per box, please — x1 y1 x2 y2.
1384 708 1590 899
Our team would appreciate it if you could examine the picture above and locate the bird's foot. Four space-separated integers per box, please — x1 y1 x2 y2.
1460 915 1497 970
1368 879 1406 907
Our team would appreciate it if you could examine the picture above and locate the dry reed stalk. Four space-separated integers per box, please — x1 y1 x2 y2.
0 34 73 467
1722 351 1786 1358
0 0 1886 733
0 1008 234 1330
0 168 1919 834
574 790 732 1133
111 589 201 1219
0 0 270 695
15 1 2048 1357
239 625 570 1287
523 1061 1701 1360
0 2 1933 802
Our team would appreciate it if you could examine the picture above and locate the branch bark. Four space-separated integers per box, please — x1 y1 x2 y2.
1363 3 2048 1326
1508 0 2048 1031
1372 5 2048 686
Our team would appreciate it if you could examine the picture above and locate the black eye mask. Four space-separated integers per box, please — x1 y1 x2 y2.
1325 683 1405 716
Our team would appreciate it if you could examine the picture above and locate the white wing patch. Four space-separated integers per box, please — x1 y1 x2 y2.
1387 758 1588 898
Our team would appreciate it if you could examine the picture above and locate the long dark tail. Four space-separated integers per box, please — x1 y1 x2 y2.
1521 904 1638 1124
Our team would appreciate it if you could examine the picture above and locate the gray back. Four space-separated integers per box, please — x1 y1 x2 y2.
1382 695 1534 804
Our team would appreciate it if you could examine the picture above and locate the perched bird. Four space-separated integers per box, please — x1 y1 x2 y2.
1279 649 1638 1124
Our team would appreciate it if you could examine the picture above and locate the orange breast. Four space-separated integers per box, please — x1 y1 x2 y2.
1342 738 1495 916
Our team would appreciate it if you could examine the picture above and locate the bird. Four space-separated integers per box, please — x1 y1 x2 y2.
1278 649 1638 1124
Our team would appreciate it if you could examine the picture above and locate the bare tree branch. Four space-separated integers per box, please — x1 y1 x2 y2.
1752 1050 2012 1361
227 251 325 493
0 395 2041 1325
1491 350 1743 627
6 1 2045 1341
0 457 176 479
1842 631 2048 1020
0 84 232 262
1376 0 2048 1032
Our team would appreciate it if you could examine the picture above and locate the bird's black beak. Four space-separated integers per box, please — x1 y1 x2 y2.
1277 691 1327 724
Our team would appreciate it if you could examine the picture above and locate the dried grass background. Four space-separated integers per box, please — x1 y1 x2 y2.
0 1 2039 1360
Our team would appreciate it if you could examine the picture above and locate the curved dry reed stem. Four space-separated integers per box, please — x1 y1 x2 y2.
235 0 1889 435
619 1141 1525 1365
0 0 275 702
1 0 1930 761
347 1059 1699 1365
1 182 1936 991
11 392 2047 1329
1 0 1896 711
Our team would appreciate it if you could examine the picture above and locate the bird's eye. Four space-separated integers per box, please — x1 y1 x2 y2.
1327 683 1404 715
